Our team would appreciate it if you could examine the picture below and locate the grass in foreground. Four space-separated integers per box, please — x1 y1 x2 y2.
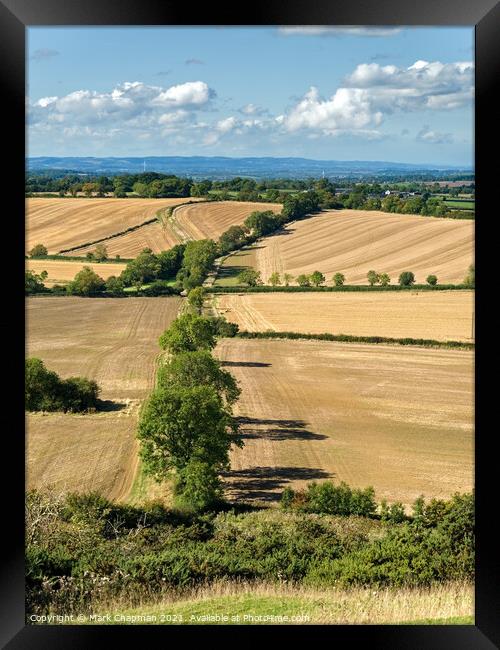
73 581 473 625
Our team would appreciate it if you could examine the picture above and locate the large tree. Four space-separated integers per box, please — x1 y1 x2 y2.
157 350 240 406
158 313 217 354
137 384 241 481
69 267 106 296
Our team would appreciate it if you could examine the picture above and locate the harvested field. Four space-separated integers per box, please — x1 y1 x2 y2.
26 197 198 254
73 200 281 258
26 296 182 499
214 290 475 342
216 338 473 506
27 259 127 287
220 210 474 285
171 201 282 242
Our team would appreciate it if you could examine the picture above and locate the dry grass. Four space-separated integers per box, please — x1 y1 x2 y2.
227 210 474 285
171 201 282 242
26 259 127 287
92 581 473 625
26 296 182 499
26 197 197 254
215 338 473 506
214 291 475 342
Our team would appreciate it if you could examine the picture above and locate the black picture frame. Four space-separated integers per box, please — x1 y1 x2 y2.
1 1 498 646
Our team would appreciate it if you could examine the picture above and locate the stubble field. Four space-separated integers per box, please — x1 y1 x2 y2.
26 197 198 254
214 290 475 342
26 259 127 286
216 338 473 506
218 210 474 285
26 296 182 499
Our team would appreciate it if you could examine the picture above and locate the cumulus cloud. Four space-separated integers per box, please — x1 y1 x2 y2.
278 59 473 136
416 125 454 144
278 27 403 37
239 103 268 116
153 81 214 106
30 48 60 61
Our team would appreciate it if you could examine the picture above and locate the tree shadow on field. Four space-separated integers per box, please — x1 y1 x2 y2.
236 416 328 441
224 466 333 502
216 265 247 282
97 399 127 412
221 361 272 368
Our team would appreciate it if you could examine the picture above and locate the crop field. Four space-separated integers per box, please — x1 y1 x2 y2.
72 200 282 258
216 338 473 506
26 197 198 254
214 290 475 342
170 201 282 242
26 296 182 498
27 259 127 286
217 210 474 285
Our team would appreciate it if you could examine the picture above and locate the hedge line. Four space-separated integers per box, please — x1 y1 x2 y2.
236 330 474 350
210 284 472 293
27 254 134 263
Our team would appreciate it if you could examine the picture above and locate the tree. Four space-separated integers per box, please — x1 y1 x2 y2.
237 268 261 287
93 243 108 262
86 252 94 261
29 244 48 258
60 377 100 412
243 211 279 237
310 271 325 287
268 272 281 287
378 273 391 286
398 271 416 286
137 384 241 481
188 286 206 313
332 272 345 286
283 273 294 287
157 350 240 405
105 275 125 296
426 274 438 286
176 460 223 510
218 225 248 255
25 270 47 295
68 266 106 296
159 313 217 354
296 274 311 287
121 249 161 287
464 264 475 288
25 358 62 411
367 270 379 286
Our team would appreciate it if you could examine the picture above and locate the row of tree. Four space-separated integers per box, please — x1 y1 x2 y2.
138 302 242 510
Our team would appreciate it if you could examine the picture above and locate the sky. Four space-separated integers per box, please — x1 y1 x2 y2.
27 26 474 166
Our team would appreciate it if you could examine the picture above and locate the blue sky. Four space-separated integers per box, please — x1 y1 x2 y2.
27 26 474 165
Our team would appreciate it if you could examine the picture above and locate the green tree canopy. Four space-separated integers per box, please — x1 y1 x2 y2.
332 272 345 286
159 313 217 354
296 274 311 287
187 286 207 313
398 271 416 286
137 384 241 481
367 270 379 286
237 268 261 287
69 266 106 296
310 271 325 287
157 350 240 405
29 244 48 257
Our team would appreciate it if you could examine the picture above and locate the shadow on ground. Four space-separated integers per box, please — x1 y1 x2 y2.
224 465 333 502
97 399 128 412
236 416 328 441
221 361 272 368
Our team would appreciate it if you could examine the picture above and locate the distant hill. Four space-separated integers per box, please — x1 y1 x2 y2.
27 156 472 180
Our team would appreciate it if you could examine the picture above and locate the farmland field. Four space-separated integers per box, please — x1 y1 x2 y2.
27 259 127 286
170 200 282 242
26 197 199 254
214 290 475 342
217 210 474 285
26 296 182 498
216 338 473 506
72 200 282 258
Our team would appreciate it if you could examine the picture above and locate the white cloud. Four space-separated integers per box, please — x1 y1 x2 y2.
416 125 454 144
278 27 402 37
153 81 212 106
239 103 267 116
279 59 473 137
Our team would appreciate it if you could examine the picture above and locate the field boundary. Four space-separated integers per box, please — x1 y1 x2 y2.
210 284 472 293
236 330 474 350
